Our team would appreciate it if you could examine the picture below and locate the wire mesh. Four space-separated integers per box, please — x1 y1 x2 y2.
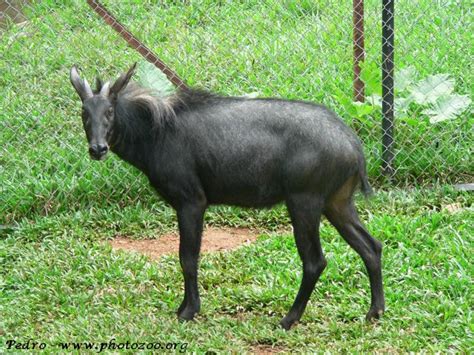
1 0 472 224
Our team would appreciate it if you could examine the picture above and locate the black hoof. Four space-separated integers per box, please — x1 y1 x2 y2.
280 317 296 331
177 306 199 321
177 300 187 314
365 307 384 322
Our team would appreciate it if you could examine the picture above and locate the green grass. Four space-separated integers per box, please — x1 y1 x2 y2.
1 0 473 223
1 186 473 352
1 1 473 352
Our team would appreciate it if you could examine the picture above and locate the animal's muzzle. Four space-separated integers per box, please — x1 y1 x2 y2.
89 143 109 160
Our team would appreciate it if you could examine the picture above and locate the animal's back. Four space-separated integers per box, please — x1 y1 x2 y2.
170 95 365 206
180 95 360 158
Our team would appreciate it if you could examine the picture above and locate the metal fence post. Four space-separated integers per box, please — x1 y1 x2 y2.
86 0 188 90
381 0 395 178
353 0 365 102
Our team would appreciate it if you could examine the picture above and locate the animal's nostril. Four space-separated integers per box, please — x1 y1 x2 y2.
89 144 108 156
98 145 108 154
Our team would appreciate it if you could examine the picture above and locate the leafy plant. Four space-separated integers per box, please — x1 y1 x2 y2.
410 73 454 105
333 61 381 128
363 64 471 125
422 94 472 124
135 60 176 96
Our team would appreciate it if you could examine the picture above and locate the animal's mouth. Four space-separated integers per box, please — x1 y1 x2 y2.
89 151 108 161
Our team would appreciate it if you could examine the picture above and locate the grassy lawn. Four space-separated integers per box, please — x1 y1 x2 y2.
1 0 473 353
1 187 473 352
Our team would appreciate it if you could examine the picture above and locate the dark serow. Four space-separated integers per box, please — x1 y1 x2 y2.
70 64 385 329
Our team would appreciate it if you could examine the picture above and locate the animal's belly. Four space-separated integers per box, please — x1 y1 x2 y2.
203 177 284 208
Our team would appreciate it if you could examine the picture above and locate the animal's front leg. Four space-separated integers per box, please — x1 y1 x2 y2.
176 202 206 321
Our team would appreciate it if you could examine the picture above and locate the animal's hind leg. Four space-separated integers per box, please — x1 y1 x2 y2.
280 194 327 330
325 198 385 321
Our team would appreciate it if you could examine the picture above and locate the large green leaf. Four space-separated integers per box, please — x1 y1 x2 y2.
395 96 413 115
135 60 176 96
360 61 382 96
353 101 377 116
395 66 417 92
422 94 472 123
411 74 454 105
367 94 382 107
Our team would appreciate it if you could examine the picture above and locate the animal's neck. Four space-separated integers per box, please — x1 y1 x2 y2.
109 98 158 174
111 138 151 174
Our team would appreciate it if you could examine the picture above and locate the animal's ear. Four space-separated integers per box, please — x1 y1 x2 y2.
70 65 93 102
110 63 137 99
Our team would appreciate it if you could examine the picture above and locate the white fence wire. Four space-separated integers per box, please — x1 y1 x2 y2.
1 0 472 223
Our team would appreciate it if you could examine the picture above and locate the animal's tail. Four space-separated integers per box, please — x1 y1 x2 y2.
358 156 373 197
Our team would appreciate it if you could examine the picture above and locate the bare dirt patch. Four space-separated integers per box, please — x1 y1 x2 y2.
110 227 259 259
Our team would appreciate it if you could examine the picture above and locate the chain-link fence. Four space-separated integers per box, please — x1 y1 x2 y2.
1 0 472 224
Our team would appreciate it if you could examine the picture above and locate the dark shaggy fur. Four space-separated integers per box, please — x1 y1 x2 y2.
71 65 384 330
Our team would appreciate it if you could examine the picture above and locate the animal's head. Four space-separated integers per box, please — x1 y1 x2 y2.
70 63 136 160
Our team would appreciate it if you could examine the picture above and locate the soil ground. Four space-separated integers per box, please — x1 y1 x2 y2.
109 227 261 259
